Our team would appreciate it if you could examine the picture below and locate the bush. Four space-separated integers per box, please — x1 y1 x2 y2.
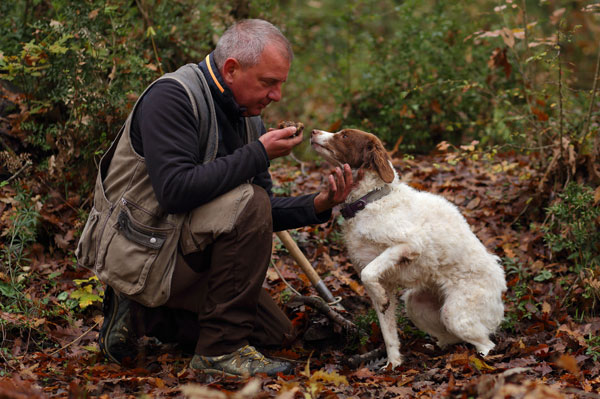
0 0 266 187
543 181 600 271
269 0 600 163
543 181 600 315
268 0 507 152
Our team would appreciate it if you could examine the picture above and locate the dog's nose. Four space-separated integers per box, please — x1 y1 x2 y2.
311 129 319 136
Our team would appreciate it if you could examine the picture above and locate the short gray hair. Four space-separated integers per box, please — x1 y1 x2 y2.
213 19 293 70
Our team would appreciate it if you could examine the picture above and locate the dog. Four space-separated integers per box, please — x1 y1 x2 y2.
310 128 506 368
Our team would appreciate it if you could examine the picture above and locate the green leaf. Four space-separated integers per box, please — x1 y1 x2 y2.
0 282 18 299
534 270 553 282
57 291 69 301
70 285 102 309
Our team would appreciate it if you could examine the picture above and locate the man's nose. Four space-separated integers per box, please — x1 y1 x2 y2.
268 84 282 102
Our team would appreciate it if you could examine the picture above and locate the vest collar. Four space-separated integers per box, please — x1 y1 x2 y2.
200 53 247 116
340 185 392 219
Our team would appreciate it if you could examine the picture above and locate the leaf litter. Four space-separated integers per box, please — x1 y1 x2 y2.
1 150 599 398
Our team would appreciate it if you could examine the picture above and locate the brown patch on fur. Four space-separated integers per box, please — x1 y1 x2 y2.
324 129 394 183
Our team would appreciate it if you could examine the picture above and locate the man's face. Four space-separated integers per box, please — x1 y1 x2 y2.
224 44 290 116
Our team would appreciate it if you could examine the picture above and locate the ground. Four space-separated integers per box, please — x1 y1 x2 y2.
1 148 599 398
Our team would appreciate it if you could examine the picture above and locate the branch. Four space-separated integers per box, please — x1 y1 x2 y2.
48 320 100 356
521 0 532 91
3 160 32 184
288 295 357 335
557 30 565 175
347 346 386 369
135 0 151 29
581 40 600 142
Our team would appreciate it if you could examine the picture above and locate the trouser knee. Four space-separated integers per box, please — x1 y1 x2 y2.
235 184 272 235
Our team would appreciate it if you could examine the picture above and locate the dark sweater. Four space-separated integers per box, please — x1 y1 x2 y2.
129 54 330 231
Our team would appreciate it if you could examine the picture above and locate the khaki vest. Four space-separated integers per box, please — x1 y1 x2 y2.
75 63 261 307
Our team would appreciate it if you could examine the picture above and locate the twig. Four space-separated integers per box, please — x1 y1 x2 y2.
581 40 600 142
564 388 600 399
48 320 100 356
557 30 565 176
288 294 357 335
504 1 539 149
134 0 151 29
4 160 32 183
135 0 164 75
347 346 386 368
521 0 532 91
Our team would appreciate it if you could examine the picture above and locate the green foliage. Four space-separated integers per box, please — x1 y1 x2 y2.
586 333 600 362
353 308 378 347
1 190 40 279
502 257 535 332
340 1 498 152
70 276 103 309
0 188 45 339
543 182 600 272
271 0 502 152
0 0 252 186
270 0 600 165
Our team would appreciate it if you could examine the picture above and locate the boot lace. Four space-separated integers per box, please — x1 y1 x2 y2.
239 345 271 365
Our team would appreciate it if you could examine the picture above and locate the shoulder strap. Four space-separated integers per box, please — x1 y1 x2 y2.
101 62 261 175
159 64 219 164
245 116 263 143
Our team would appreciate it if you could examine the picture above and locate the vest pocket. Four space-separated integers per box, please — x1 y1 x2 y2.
98 201 174 296
75 207 102 269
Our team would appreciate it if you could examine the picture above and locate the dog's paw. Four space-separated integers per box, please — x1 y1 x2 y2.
381 357 403 371
473 342 495 357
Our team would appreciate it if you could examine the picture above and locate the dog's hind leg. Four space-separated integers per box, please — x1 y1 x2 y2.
440 294 496 356
403 288 461 349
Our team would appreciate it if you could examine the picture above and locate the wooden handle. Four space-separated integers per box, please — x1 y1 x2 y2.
275 231 337 303
275 231 321 285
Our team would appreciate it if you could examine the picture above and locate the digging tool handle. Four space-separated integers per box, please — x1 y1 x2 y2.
275 230 337 304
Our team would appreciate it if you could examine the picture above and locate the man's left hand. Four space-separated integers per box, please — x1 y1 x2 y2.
313 164 353 214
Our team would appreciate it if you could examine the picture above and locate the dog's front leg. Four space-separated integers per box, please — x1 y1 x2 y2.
371 292 401 368
360 244 419 368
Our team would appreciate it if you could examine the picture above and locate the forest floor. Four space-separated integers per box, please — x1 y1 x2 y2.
1 147 600 398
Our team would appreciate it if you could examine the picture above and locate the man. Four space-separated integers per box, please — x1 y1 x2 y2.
77 19 352 377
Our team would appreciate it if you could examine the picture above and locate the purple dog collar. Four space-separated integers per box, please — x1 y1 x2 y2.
340 185 391 219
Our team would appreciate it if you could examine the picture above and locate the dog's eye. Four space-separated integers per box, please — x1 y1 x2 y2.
342 134 348 139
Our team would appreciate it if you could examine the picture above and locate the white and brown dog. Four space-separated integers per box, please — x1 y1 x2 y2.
311 128 506 368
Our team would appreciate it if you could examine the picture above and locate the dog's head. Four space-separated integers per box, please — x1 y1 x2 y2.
310 128 395 183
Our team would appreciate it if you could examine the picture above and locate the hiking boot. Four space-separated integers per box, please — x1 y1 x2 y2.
190 345 293 377
99 285 138 364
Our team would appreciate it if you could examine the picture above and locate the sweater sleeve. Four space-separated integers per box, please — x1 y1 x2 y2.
136 80 270 214
252 169 332 231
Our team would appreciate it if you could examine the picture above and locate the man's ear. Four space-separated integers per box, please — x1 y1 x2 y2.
221 58 240 86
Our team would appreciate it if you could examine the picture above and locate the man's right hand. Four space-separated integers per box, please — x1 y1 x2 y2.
258 126 303 160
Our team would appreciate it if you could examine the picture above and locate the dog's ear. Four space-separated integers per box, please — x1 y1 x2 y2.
370 143 395 183
373 150 395 183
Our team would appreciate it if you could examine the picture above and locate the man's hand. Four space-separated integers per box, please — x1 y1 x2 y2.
259 126 303 160
314 164 353 214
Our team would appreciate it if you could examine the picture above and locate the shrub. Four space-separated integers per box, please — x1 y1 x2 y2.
0 0 252 187
269 0 507 152
543 181 600 315
543 181 600 271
